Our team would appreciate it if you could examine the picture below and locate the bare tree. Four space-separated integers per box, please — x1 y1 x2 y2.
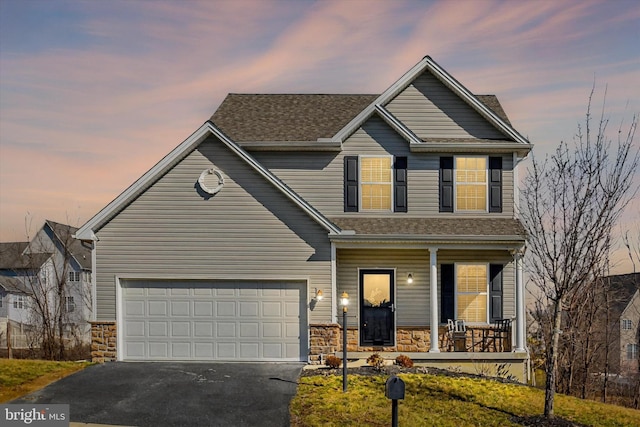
520 88 638 418
1 218 92 360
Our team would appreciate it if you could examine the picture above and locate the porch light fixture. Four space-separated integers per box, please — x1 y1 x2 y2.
340 292 350 309
407 273 414 284
340 292 349 392
315 288 324 301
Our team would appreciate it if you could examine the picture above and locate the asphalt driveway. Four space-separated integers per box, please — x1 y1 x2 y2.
12 362 304 427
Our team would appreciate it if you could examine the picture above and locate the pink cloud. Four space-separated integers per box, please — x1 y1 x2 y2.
1 0 638 278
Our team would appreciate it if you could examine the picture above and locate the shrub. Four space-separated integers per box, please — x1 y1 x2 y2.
395 354 414 368
367 353 385 371
325 355 342 369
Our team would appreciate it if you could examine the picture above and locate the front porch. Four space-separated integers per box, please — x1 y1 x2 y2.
310 324 529 382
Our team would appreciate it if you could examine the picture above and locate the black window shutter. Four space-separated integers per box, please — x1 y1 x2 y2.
393 156 408 212
489 156 502 213
439 157 454 212
489 264 503 322
344 156 358 212
440 264 455 323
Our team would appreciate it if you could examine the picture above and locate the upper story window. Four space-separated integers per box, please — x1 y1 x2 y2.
622 319 633 330
344 155 407 213
361 156 392 210
440 156 502 213
455 157 487 211
13 295 25 309
69 271 81 282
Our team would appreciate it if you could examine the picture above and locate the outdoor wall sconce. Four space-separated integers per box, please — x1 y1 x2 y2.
309 288 324 311
407 273 414 284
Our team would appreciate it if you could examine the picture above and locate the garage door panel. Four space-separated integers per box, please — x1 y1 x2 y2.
217 301 236 316
122 281 307 361
125 342 145 358
217 322 236 337
240 322 259 338
171 321 190 337
194 322 213 337
148 301 168 316
170 301 190 316
194 301 213 316
262 301 281 317
149 342 169 358
240 301 259 316
125 300 145 316
149 322 168 337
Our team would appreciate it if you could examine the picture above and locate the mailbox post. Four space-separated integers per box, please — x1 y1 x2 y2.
385 375 405 427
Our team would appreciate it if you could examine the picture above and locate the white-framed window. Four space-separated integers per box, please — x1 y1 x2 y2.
622 319 633 330
69 271 81 282
456 263 488 323
64 296 75 313
455 156 487 212
360 156 393 211
13 295 25 309
627 343 639 360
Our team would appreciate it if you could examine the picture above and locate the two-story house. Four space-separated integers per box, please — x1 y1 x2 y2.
608 273 640 376
0 220 93 349
76 56 531 380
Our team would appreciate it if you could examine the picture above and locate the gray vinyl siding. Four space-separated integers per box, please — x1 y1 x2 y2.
94 135 332 323
385 72 507 140
254 116 515 217
336 249 515 327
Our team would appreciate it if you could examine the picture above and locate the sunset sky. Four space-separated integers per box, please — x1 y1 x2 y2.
1 0 639 272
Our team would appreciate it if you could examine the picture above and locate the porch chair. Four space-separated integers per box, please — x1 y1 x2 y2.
447 319 467 352
482 319 512 352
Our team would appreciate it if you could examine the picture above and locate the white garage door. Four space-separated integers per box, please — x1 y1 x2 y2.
121 280 307 361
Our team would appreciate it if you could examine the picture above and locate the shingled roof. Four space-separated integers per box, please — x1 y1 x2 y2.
329 217 527 238
210 93 510 142
0 242 51 270
46 220 92 270
211 94 377 142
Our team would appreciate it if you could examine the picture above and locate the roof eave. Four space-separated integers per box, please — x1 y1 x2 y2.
238 140 342 151
410 141 532 156
330 233 526 242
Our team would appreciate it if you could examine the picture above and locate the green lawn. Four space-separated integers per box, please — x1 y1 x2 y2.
0 359 91 402
290 372 640 426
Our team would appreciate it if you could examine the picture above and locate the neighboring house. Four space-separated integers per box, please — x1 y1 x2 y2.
76 56 531 380
0 220 93 348
608 273 640 376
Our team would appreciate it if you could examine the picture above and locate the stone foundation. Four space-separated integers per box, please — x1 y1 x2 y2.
90 321 117 362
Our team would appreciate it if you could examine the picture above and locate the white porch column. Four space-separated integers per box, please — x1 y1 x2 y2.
429 247 440 353
514 249 526 352
331 242 337 324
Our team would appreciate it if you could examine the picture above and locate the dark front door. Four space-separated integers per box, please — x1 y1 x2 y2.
359 269 395 346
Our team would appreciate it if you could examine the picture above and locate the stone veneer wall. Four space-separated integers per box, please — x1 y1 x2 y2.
308 325 508 362
90 321 117 362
